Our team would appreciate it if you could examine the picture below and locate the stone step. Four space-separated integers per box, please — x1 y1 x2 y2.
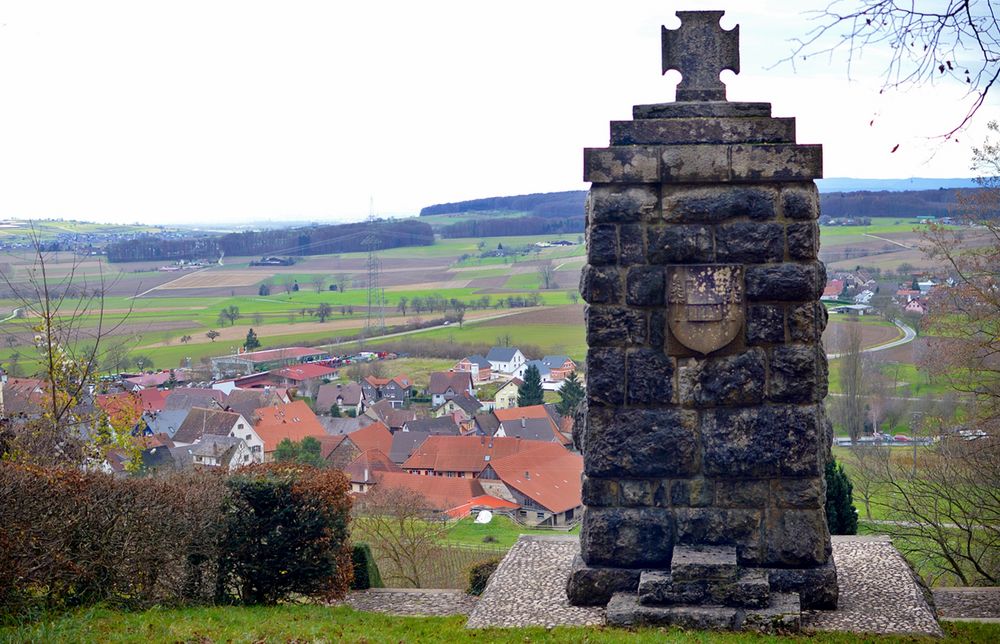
638 567 770 608
607 591 801 634
670 545 738 583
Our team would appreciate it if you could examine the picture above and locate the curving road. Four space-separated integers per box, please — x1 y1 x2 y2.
826 319 916 360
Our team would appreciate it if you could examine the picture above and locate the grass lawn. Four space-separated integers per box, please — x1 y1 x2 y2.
444 516 577 549
377 322 586 361
1 605 993 643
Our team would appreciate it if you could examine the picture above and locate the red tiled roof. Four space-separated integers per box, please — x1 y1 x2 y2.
371 471 485 512
445 495 520 519
272 363 338 381
402 435 549 474
487 443 581 514
348 421 393 456
97 390 168 416
252 400 326 452
343 448 401 483
493 404 551 423
822 279 844 298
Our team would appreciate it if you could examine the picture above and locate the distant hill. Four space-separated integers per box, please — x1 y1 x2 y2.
419 180 987 238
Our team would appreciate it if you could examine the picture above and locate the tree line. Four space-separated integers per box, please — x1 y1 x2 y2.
106 219 434 263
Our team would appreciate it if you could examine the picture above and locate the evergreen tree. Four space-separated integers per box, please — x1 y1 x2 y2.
274 438 298 463
556 371 585 416
298 436 324 467
329 404 342 417
517 365 544 407
244 328 261 351
825 458 859 535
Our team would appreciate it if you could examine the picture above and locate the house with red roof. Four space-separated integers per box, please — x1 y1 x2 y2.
401 435 549 479
368 471 487 515
820 279 845 301
246 399 326 461
361 374 414 407
346 421 393 456
480 442 582 526
343 449 401 493
270 363 338 397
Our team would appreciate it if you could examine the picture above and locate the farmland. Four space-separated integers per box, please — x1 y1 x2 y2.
0 216 973 379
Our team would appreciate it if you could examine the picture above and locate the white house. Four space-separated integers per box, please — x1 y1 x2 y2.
486 347 527 375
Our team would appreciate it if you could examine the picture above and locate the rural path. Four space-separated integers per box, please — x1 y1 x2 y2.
826 320 916 360
319 307 553 350
862 233 914 249
0 307 21 324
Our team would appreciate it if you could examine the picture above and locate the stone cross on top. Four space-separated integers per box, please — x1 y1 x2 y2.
662 10 739 102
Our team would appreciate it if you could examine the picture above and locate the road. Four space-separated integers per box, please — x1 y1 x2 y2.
826 320 916 360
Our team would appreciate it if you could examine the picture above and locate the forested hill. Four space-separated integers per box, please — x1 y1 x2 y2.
420 186 987 236
106 219 434 263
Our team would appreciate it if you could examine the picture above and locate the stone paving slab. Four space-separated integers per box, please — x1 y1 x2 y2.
467 534 943 637
466 536 604 628
933 586 1000 619
343 588 477 617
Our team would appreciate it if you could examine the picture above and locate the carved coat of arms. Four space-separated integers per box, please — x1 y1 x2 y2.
667 265 744 355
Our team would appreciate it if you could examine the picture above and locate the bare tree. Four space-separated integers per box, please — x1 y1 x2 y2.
785 1 1000 137
846 444 889 520
310 275 326 293
835 322 866 441
352 484 449 588
537 262 557 289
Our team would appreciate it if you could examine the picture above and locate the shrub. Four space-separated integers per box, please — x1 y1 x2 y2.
0 464 228 617
466 557 501 596
481 535 498 544
351 543 383 590
825 457 859 535
217 464 353 605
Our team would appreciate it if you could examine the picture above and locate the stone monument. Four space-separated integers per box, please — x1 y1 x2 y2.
567 10 838 631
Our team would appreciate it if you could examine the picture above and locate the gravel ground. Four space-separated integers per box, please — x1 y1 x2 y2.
342 589 477 616
467 534 944 636
933 586 1000 619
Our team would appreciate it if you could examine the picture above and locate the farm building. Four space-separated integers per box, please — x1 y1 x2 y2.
211 346 330 378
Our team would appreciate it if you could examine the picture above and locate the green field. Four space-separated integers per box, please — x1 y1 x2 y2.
443 516 577 549
370 321 587 362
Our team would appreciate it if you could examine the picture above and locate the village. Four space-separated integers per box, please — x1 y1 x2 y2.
1 343 585 528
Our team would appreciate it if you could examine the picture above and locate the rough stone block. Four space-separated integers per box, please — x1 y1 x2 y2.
585 149 661 184
581 507 674 567
589 185 659 223
766 559 839 609
619 224 646 265
626 348 674 405
745 262 824 302
768 344 820 403
670 478 715 508
781 185 819 220
619 479 656 506
662 186 776 223
786 222 819 260
607 593 739 630
580 265 621 305
584 407 699 478
680 349 766 407
671 545 738 582
633 101 772 120
585 347 625 406
661 146 731 183
742 591 801 633
587 224 618 265
716 223 784 263
732 569 771 609
581 475 619 507
611 117 795 146
626 266 665 306
649 309 667 349
647 225 714 264
746 304 785 344
763 508 831 567
771 478 825 509
585 305 647 346
702 405 822 478
566 555 642 606
729 144 823 182
674 508 763 564
788 302 824 343
714 479 769 508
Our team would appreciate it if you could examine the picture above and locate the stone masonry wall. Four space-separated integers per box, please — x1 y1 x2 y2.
572 104 836 608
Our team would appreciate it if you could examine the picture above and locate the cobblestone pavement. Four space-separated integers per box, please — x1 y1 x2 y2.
466 536 604 628
342 589 477 616
933 586 1000 619
468 534 943 636
802 536 942 636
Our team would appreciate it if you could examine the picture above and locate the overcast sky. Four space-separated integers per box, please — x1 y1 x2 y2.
1 1 997 225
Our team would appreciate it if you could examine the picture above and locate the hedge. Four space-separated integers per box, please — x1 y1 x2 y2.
351 543 383 590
